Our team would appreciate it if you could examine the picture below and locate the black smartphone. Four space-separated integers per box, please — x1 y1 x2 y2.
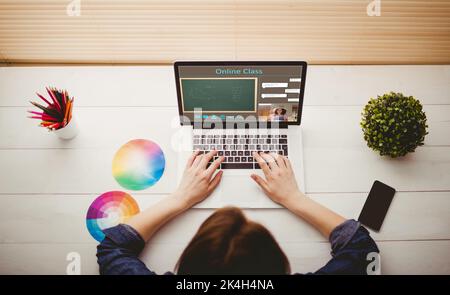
358 180 396 231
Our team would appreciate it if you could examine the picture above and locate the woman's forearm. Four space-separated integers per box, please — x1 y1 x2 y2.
124 192 189 241
285 192 346 239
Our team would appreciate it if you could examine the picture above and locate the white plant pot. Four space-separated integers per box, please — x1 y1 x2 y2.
54 117 79 140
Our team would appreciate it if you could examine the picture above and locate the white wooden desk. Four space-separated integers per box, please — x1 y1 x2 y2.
0 65 449 274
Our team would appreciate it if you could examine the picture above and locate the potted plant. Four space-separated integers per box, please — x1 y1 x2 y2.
361 92 428 158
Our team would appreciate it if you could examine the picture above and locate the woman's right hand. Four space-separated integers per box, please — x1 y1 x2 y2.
251 152 305 209
173 150 224 208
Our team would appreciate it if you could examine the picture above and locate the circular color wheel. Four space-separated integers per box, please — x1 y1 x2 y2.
112 139 165 190
86 191 140 242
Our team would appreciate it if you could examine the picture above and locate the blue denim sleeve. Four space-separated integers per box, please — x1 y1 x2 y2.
96 224 155 275
313 219 379 275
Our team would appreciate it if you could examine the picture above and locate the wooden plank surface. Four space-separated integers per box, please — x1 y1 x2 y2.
1 66 449 107
0 104 448 194
0 145 448 194
0 65 449 274
0 105 449 149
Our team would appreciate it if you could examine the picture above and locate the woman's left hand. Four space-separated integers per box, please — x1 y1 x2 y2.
173 150 224 208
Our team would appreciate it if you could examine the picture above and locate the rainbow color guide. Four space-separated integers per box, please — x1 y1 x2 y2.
112 139 165 190
86 191 140 242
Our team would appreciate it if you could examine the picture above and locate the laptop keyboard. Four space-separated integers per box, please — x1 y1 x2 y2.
193 134 288 169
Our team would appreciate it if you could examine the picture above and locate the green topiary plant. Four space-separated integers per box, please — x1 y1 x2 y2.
361 92 428 158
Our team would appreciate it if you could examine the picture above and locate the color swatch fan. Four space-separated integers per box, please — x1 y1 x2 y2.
112 139 165 190
86 191 140 242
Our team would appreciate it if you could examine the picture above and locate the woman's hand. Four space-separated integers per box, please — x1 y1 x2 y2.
173 150 224 208
251 152 305 209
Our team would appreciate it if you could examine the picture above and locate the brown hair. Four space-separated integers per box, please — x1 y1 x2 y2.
176 207 290 274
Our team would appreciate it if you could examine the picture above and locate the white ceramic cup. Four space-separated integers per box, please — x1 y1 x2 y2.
54 117 79 140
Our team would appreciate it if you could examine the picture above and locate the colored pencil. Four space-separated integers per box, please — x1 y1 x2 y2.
36 92 52 106
63 99 71 125
29 87 74 131
47 87 62 112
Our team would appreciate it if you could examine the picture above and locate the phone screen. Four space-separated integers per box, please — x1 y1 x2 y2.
358 180 396 231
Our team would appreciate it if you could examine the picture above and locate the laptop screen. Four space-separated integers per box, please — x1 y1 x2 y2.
175 62 306 126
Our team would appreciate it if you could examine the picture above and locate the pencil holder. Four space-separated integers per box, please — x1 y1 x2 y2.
53 116 79 140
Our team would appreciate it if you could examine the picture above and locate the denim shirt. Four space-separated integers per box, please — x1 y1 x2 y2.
97 219 379 275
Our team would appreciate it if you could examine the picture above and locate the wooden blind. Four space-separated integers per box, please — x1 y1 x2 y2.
0 0 449 64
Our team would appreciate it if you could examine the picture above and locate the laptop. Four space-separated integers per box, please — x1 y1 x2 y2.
174 61 307 208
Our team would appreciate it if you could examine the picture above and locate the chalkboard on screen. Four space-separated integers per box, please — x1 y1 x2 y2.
181 78 257 112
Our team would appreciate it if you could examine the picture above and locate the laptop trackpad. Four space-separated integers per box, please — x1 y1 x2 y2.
219 175 263 207
194 171 279 208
